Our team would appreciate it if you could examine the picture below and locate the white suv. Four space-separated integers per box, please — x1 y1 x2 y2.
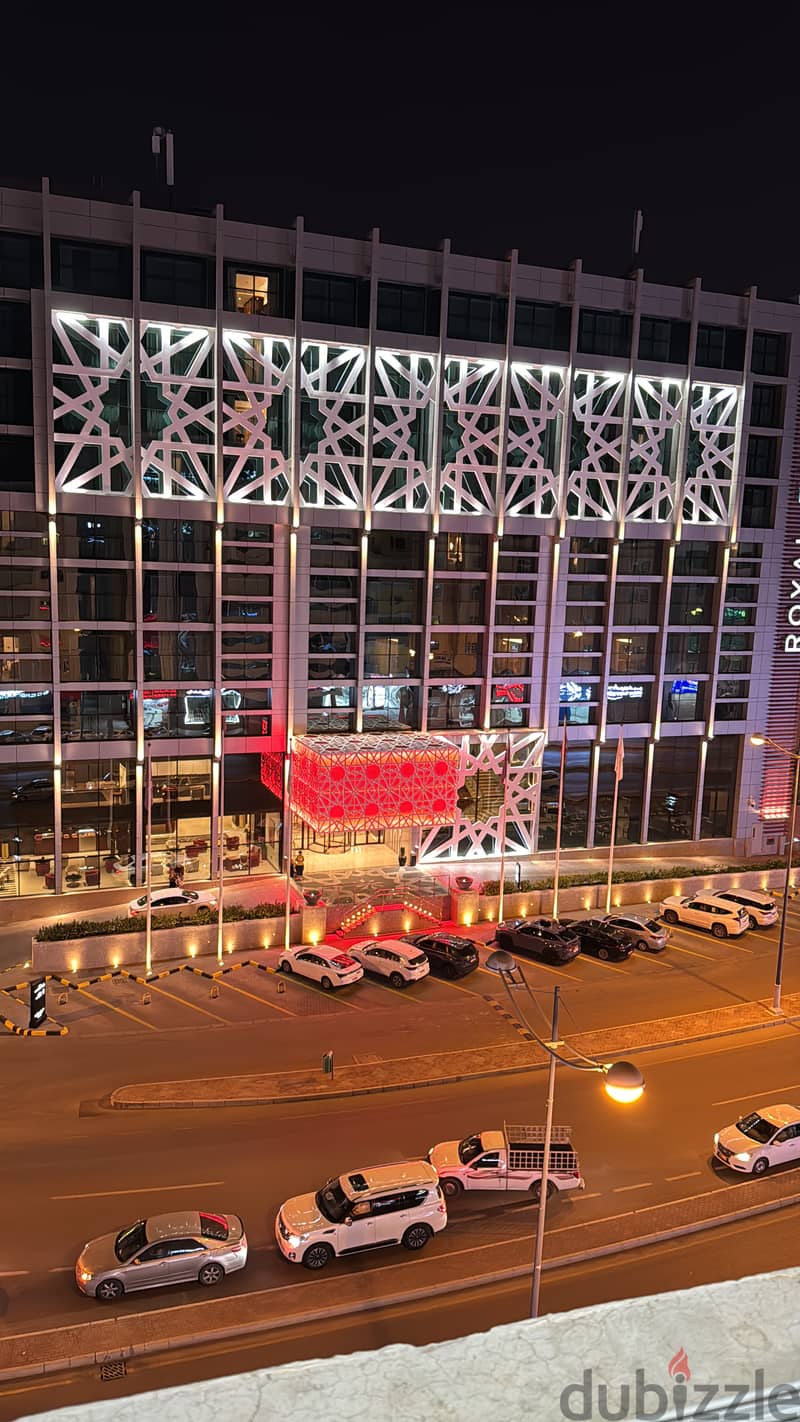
660 892 748 938
713 888 778 928
347 938 430 988
276 1161 446 1270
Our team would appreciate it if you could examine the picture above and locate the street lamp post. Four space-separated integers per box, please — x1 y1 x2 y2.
486 948 644 1319
750 734 800 1014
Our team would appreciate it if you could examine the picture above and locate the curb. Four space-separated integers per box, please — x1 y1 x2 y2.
109 1007 800 1110
3 1189 798 1384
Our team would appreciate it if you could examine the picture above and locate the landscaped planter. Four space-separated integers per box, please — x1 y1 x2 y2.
32 912 302 975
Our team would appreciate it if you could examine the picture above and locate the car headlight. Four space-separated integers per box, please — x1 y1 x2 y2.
77 1267 92 1282
734 1152 751 1162
288 1234 305 1248
713 1133 719 1146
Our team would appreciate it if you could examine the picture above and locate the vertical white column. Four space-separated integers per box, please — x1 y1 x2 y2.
41 178 62 894
212 204 225 881
430 238 451 536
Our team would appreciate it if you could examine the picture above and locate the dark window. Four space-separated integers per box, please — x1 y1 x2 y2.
745 435 779 478
0 370 32 424
669 583 714 624
365 578 423 624
303 272 368 327
368 529 426 570
0 232 43 289
224 263 290 318
673 542 719 577
0 301 31 357
0 434 34 491
577 309 631 359
648 738 700 841
141 250 214 308
751 331 789 377
750 384 784 429
514 300 571 351
616 540 663 577
740 485 775 528
434 532 487 571
376 281 439 337
52 239 132 299
638 316 690 364
447 291 508 344
695 324 745 370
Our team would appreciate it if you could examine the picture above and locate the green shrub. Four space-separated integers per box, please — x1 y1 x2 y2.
475 858 788 898
36 899 287 943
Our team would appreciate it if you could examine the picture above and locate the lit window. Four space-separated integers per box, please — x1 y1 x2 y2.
234 273 269 315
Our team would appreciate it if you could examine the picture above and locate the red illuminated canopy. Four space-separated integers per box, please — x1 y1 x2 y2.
261 733 460 833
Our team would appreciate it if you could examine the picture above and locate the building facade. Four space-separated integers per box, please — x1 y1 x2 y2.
0 179 798 899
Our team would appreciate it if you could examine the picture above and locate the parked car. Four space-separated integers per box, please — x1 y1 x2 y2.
277 944 363 990
601 913 669 952
347 937 430 988
490 917 581 964
660 892 749 938
76 1211 247 1301
127 888 217 918
713 888 779 929
11 777 54 802
401 931 479 979
714 1104 800 1175
429 1124 584 1201
562 918 633 962
275 1161 446 1270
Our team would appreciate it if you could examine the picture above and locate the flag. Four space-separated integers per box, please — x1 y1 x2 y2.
614 733 625 782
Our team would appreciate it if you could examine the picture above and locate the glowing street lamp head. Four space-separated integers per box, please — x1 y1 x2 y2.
750 733 767 747
603 1060 645 1104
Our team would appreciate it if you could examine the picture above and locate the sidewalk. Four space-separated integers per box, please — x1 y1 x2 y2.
2 1170 798 1384
110 988 800 1108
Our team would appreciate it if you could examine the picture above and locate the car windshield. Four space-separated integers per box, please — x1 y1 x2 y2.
199 1212 229 1240
408 953 427 966
333 954 356 969
736 1113 775 1144
458 1134 485 1164
315 1179 352 1223
183 890 198 901
644 920 661 932
114 1219 148 1262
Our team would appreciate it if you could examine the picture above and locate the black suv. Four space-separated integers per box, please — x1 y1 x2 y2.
491 917 581 964
561 918 633 962
401 932 479 979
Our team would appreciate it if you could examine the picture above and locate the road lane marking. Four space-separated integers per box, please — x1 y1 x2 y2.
48 1266 73 1272
664 940 717 962
573 1191 603 1201
666 923 753 954
612 1181 653 1193
0 1380 75 1399
52 1180 225 1200
573 955 628 976
141 976 230 1024
713 1084 800 1106
211 972 295 1018
666 1171 703 1182
0 1269 29 1276
76 984 158 1032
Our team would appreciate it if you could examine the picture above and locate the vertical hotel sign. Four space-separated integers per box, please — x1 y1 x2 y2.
761 396 800 820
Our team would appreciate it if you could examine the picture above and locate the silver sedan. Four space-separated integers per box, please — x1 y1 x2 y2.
75 1211 247 1301
602 913 670 952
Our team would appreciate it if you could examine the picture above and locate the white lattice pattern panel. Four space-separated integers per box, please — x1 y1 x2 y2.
222 331 292 505
141 325 215 499
682 382 740 524
52 313 133 494
504 363 565 517
300 343 367 508
567 371 627 519
625 377 683 522
440 359 502 514
372 350 436 512
419 730 544 860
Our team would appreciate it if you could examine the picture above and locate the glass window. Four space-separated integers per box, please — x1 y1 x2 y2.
431 580 486 625
368 529 426 569
672 542 719 577
722 604 755 626
0 435 34 492
366 579 422 624
447 291 508 344
662 678 707 722
669 584 714 624
61 757 136 890
750 384 784 429
224 263 288 318
58 514 135 562
745 435 779 479
143 689 213 740
52 239 132 299
376 281 439 337
141 251 213 307
565 604 605 627
539 742 590 848
637 316 690 364
142 630 213 681
616 540 664 577
513 300 570 351
427 684 478 729
364 633 419 677
577 309 631 358
0 369 32 425
714 701 747 722
58 567 133 622
310 545 358 570
303 272 368 326
606 683 651 724
594 738 645 846
310 525 359 547
609 633 655 675
142 518 214 563
60 630 135 682
61 690 134 743
308 574 357 600
306 687 356 732
665 633 710 675
0 301 31 358
695 324 745 370
309 602 357 626
142 570 214 622
434 532 487 572
0 232 43 289
648 739 700 841
613 584 659 625
740 485 775 529
0 760 55 897
361 683 419 731
751 331 789 377
430 632 484 677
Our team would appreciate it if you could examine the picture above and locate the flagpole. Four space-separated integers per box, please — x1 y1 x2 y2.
216 751 225 967
145 743 153 978
605 733 624 915
552 721 567 919
497 731 511 927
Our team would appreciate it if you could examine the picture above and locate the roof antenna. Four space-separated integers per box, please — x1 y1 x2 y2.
631 208 644 267
151 127 175 188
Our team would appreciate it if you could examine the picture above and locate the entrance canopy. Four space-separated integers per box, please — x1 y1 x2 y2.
262 733 460 834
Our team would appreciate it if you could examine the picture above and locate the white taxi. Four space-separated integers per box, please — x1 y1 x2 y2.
714 1103 800 1174
347 937 430 988
277 944 363 990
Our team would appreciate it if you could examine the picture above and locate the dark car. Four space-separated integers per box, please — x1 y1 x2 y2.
561 918 633 962
11 777 54 802
491 916 581 964
401 932 479 979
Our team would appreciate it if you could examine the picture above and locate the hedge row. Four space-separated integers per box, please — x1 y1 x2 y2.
36 900 287 942
479 858 789 897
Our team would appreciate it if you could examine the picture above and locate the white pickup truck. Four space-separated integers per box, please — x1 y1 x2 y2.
429 1124 584 1202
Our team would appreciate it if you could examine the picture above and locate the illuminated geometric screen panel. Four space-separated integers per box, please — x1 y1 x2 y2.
268 733 460 833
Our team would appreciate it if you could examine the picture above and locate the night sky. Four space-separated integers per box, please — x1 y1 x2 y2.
3 7 799 299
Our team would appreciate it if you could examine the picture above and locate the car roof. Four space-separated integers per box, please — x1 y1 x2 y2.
145 1211 203 1241
340 1160 439 1196
756 1104 800 1127
718 888 774 903
691 891 744 910
310 944 354 960
351 937 416 954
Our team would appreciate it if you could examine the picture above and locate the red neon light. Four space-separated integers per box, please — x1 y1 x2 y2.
494 683 525 704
